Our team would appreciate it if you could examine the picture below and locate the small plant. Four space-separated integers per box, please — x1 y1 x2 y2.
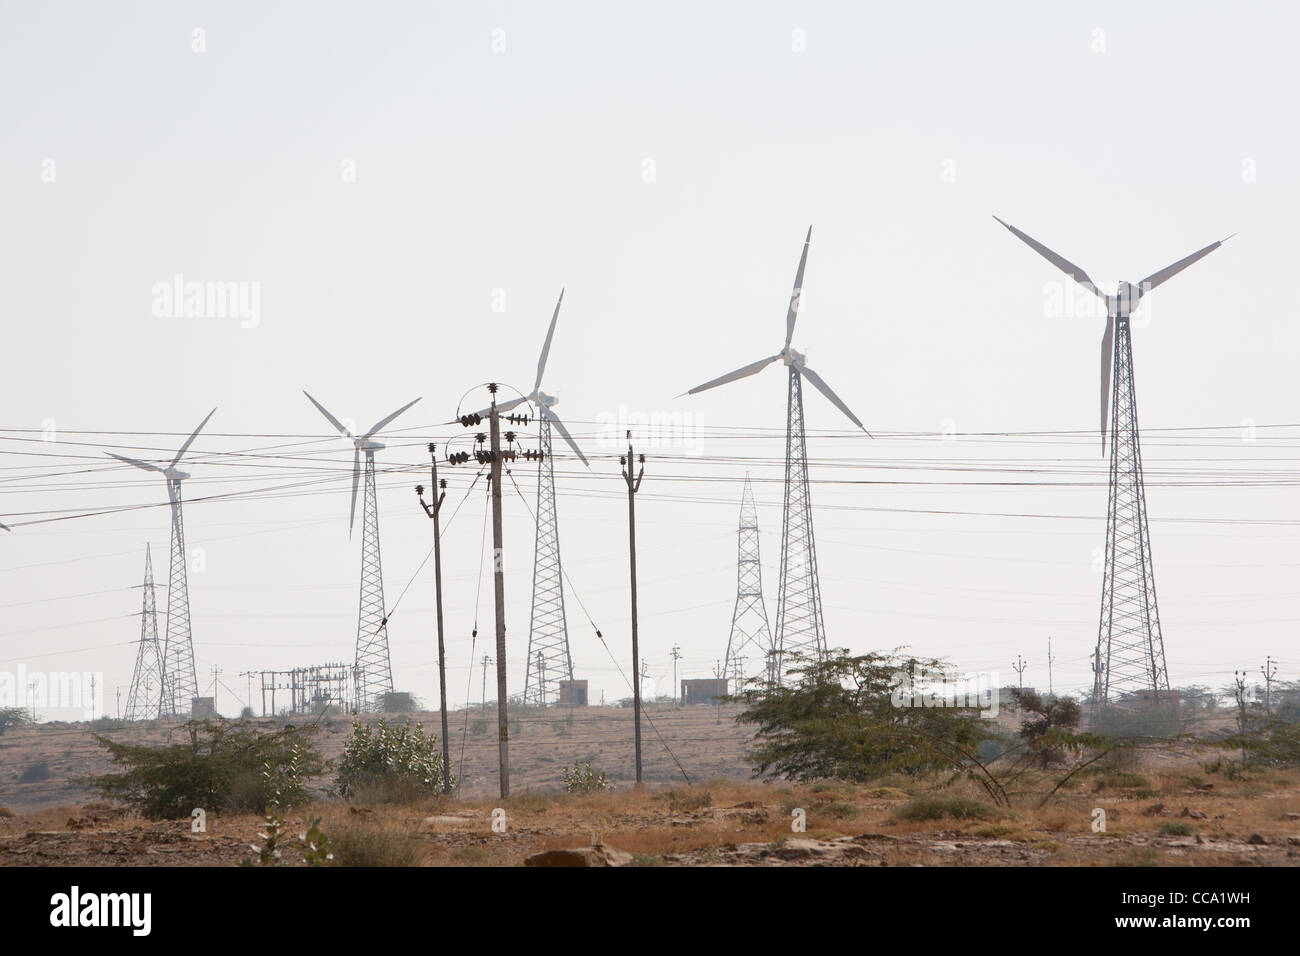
336 718 453 802
244 744 331 866
1159 821 1195 836
561 761 611 794
893 795 1002 822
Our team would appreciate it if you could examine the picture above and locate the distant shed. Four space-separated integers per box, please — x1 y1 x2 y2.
681 678 728 706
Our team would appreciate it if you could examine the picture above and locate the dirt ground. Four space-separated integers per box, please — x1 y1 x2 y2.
2 704 1298 867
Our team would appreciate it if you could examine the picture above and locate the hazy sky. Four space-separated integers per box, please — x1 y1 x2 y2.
2 1 1297 718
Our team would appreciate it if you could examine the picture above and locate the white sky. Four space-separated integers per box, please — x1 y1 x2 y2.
2 1 1297 718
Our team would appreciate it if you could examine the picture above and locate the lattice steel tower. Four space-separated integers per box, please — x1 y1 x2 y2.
125 544 165 720
523 411 574 704
303 392 421 712
354 450 393 710
106 410 215 718
467 290 588 707
685 228 869 683
994 217 1232 710
724 475 774 685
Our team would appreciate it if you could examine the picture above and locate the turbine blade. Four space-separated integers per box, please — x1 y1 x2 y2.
684 354 780 396
303 391 352 437
542 406 588 467
535 289 563 393
1138 236 1232 296
106 452 165 473
1100 314 1114 455
348 447 361 537
365 397 421 438
468 395 529 420
171 407 216 467
0 521 10 532
785 226 812 349
797 362 870 434
993 216 1102 299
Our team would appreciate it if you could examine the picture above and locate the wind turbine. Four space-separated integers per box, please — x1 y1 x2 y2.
471 290 587 706
684 227 868 680
994 216 1231 710
105 408 215 718
304 391 420 712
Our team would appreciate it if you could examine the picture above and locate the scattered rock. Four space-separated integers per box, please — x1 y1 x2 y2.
525 842 633 867
1142 803 1169 816
1247 833 1268 846
1285 813 1300 821
1180 807 1207 820
0 807 14 818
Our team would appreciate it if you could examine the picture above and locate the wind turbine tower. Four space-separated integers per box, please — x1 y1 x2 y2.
686 228 869 680
304 392 420 712
724 474 774 686
106 409 215 717
124 544 164 720
469 291 589 706
995 217 1231 710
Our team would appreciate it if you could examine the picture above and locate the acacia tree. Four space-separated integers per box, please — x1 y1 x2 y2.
731 650 1010 804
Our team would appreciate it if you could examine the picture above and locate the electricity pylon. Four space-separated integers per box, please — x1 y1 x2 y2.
125 544 164 720
684 228 868 682
994 217 1231 710
106 409 215 717
724 475 774 686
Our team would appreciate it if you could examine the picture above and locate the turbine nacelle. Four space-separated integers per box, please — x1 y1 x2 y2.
994 216 1232 452
683 227 869 435
302 391 421 535
1106 281 1142 317
535 389 558 409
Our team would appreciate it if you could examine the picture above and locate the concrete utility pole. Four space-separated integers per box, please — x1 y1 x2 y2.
416 445 453 794
621 432 645 786
1046 637 1055 697
671 645 681 707
1013 655 1028 691
1260 656 1278 717
486 388 511 799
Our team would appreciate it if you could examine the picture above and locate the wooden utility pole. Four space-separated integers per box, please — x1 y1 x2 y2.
621 432 645 786
487 386 510 799
416 446 453 794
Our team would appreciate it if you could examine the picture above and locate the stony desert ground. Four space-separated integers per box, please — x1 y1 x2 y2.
2 703 1299 866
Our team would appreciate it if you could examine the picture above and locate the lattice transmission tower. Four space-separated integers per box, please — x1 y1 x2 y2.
125 544 165 720
994 217 1231 710
724 475 774 685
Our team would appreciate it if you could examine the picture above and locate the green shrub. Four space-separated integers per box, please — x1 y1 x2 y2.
82 719 320 819
560 761 610 794
1159 821 1194 836
893 796 1001 822
336 718 453 802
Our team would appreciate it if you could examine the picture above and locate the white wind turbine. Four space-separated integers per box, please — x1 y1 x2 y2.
684 227 868 680
105 408 216 717
303 392 420 711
